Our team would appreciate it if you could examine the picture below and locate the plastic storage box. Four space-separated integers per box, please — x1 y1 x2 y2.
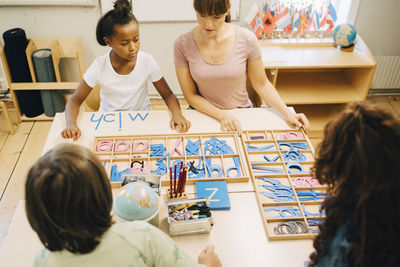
166 197 214 236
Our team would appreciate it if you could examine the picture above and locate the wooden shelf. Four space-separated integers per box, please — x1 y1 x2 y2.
261 36 376 107
276 71 363 104
11 82 79 90
21 114 54 121
0 38 85 121
261 36 376 69
292 104 345 138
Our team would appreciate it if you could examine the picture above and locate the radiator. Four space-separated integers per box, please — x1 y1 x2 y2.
370 56 400 90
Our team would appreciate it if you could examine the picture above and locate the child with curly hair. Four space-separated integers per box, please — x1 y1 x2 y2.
307 101 400 266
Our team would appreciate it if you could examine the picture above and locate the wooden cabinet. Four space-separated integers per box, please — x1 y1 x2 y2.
260 37 376 137
261 36 376 105
0 38 85 121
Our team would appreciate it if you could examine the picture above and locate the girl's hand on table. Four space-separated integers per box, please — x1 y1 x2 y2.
287 112 310 133
170 114 191 133
61 124 81 141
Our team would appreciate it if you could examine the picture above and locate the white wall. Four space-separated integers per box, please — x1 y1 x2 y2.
354 0 400 56
0 1 251 96
0 5 106 89
3 0 396 95
140 22 196 95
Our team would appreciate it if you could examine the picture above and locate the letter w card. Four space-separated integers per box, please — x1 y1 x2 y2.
195 181 230 210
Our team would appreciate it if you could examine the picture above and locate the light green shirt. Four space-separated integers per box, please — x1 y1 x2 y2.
34 221 203 267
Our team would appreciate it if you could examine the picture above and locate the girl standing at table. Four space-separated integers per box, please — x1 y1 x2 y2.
62 0 190 140
307 102 400 266
174 0 309 132
25 143 221 267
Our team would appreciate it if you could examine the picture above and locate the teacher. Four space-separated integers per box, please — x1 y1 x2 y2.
174 0 310 132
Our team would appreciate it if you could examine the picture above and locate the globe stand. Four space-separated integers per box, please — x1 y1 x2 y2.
167 188 188 201
340 43 355 52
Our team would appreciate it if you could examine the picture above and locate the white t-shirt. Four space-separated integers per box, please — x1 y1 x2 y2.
84 51 163 112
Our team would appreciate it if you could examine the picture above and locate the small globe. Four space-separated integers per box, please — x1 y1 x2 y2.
333 24 357 47
113 182 159 221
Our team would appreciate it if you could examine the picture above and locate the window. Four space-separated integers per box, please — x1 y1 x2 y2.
245 0 359 41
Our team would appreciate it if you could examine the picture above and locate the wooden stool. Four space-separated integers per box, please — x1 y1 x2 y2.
0 100 16 134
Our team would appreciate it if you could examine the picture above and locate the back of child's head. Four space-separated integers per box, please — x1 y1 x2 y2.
25 143 113 254
193 0 231 22
310 101 400 266
96 0 138 46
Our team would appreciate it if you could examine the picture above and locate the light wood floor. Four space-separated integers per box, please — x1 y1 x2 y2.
0 96 399 251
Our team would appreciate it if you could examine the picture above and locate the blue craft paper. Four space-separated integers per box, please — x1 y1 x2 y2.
195 181 230 210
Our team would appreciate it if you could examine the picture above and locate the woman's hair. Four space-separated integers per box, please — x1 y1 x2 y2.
309 101 400 266
193 0 231 23
96 0 138 46
25 143 113 254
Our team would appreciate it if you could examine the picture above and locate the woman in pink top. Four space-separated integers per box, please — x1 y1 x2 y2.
174 0 310 132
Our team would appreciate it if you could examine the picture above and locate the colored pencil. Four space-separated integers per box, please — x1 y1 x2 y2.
180 166 187 196
176 169 182 197
174 164 177 197
169 167 173 198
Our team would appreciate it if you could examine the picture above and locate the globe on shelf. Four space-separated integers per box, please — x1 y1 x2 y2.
333 23 357 48
113 182 160 222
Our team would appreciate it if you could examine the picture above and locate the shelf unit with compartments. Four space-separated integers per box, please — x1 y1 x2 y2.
0 37 85 121
259 37 376 138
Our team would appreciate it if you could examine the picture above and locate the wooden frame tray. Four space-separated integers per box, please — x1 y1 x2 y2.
93 132 249 187
240 129 328 240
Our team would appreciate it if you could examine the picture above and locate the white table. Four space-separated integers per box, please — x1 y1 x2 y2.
0 108 314 267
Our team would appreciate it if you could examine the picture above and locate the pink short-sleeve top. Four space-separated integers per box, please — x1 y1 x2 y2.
174 24 262 109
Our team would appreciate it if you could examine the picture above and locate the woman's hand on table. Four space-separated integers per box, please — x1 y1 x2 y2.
61 123 81 141
170 114 191 133
287 112 310 133
218 113 242 133
198 245 222 267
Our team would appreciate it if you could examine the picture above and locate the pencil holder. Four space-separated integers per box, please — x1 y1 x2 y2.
167 189 188 201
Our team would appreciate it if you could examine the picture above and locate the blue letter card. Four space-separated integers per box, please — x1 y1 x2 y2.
195 181 230 210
